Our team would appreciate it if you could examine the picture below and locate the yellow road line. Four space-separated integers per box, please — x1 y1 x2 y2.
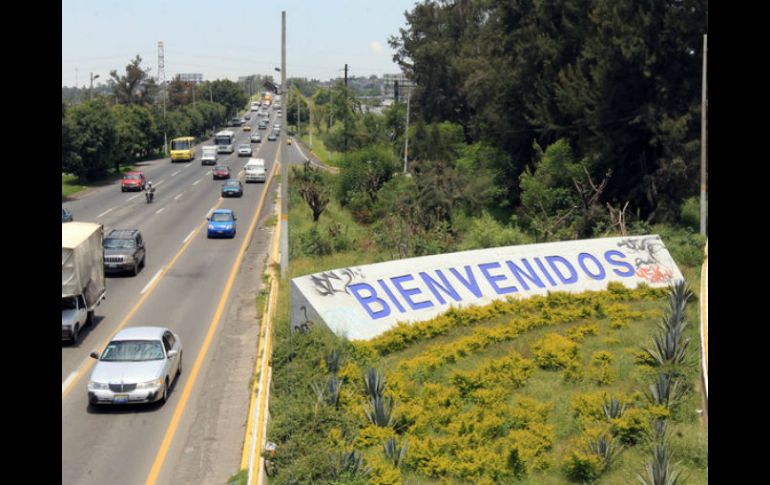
62 208 219 400
240 158 283 470
145 162 279 485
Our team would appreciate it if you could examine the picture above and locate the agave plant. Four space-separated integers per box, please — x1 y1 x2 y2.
603 397 626 420
637 445 684 485
310 376 343 407
363 394 398 427
645 373 685 408
642 330 690 366
660 281 692 336
586 433 623 471
646 418 670 445
325 349 342 375
332 449 370 479
363 367 386 400
383 437 409 468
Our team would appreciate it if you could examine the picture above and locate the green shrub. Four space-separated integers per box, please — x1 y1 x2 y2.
459 211 532 250
679 196 702 231
563 449 603 482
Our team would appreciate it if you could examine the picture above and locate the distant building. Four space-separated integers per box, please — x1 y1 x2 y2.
178 73 203 85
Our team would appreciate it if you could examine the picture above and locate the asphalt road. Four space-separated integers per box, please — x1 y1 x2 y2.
62 107 301 484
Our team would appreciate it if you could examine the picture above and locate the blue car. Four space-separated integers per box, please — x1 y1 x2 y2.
207 209 237 238
221 180 243 197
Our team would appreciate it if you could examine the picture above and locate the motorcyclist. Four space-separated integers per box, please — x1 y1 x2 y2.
145 181 155 202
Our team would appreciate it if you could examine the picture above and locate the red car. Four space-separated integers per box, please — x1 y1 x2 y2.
212 165 231 180
121 172 147 192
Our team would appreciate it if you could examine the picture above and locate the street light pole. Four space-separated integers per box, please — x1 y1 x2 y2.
403 84 412 174
280 11 288 279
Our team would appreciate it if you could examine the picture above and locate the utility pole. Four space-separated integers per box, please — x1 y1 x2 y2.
343 64 348 156
403 83 412 174
158 41 168 157
700 34 708 236
209 84 213 103
280 11 288 280
297 91 301 138
192 81 196 109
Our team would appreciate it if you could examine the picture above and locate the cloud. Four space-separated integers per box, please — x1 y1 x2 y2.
370 41 384 54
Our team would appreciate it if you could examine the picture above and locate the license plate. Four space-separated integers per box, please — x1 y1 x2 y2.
108 264 118 268
114 394 129 404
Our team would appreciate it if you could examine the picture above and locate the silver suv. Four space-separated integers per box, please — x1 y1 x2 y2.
103 229 146 276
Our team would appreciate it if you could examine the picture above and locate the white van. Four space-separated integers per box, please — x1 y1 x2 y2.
244 158 267 183
201 145 218 165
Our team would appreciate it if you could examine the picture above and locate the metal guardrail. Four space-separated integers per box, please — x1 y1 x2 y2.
700 240 708 399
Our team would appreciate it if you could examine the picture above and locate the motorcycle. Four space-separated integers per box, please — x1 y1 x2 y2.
145 190 154 203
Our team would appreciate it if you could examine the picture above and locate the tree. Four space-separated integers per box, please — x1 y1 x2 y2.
63 98 117 180
112 104 158 163
206 79 249 117
294 162 330 223
109 55 158 105
167 75 196 108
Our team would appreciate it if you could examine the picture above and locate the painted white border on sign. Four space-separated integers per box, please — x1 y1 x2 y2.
291 235 683 341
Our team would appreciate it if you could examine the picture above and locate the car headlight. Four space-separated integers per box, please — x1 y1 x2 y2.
124 255 135 263
88 381 109 390
208 224 215 230
137 378 164 389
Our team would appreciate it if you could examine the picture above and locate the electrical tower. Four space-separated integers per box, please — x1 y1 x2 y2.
158 41 168 155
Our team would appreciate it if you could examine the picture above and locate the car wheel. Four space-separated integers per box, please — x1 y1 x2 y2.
71 323 80 345
176 352 183 377
132 261 139 276
140 255 146 269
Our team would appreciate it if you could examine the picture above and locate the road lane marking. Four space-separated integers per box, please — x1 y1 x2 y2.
62 371 79 393
141 270 163 295
205 171 212 175
128 194 140 202
182 163 191 169
183 230 195 243
172 171 180 176
145 159 280 485
155 180 165 186
174 193 183 200
97 208 114 218
192 179 201 186
62 206 221 400
155 207 165 214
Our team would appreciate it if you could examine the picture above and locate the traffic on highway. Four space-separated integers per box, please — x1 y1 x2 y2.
62 98 299 484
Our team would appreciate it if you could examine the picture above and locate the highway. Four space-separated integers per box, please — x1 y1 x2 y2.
62 107 301 484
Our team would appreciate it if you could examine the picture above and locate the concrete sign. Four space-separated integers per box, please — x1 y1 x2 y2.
291 235 683 341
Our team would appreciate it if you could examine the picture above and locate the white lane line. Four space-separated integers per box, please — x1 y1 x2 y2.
206 171 212 175
141 270 163 295
183 230 196 243
155 207 165 214
171 171 180 176
182 163 192 169
192 179 202 186
97 207 114 218
155 180 165 186
174 193 183 200
62 371 79 392
127 194 140 202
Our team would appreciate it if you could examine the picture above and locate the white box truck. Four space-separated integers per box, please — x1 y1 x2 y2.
201 145 218 165
62 222 106 344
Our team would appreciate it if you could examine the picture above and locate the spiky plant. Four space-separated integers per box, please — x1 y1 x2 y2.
310 376 343 407
645 373 685 408
325 349 342 375
660 281 692 336
363 367 386 400
603 397 626 420
637 445 685 485
363 394 398 427
642 330 690 366
646 419 670 445
586 433 624 471
332 450 370 479
383 437 408 468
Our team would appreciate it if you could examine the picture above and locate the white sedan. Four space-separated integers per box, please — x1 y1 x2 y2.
238 144 253 156
87 327 182 406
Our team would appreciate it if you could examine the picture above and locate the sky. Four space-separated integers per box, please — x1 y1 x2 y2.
62 0 419 87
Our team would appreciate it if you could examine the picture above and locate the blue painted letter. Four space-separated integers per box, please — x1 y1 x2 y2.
348 283 391 319
479 262 519 295
577 253 606 280
604 250 636 277
545 256 578 285
419 270 461 305
391 275 434 310
449 266 483 298
506 259 546 291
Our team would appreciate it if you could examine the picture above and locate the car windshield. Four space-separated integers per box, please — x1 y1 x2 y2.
240 144 250 149
171 140 191 150
124 174 141 180
215 166 227 171
211 213 233 222
62 297 77 310
100 340 165 362
104 238 136 249
225 181 239 187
